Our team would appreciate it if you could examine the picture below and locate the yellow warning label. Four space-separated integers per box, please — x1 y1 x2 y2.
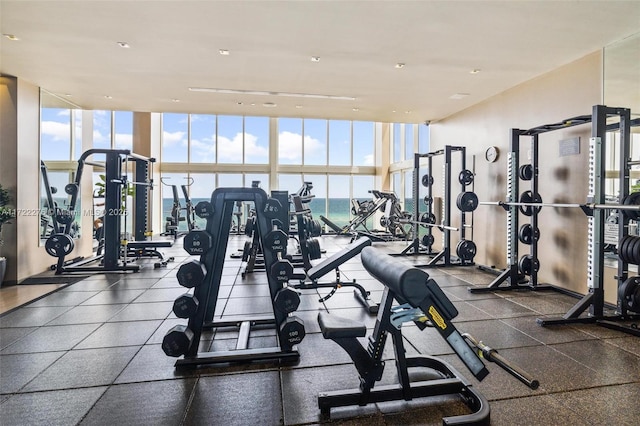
428 306 446 330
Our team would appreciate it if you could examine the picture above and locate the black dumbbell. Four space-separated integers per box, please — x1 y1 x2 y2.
162 325 194 357
263 198 283 220
274 287 301 314
271 259 294 283
173 294 199 319
194 201 214 219
177 260 206 288
264 229 288 255
279 316 306 348
183 230 214 255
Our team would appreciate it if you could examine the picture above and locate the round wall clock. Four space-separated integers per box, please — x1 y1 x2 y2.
485 146 499 163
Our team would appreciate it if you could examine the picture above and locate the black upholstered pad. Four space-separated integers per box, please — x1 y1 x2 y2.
317 312 367 339
307 237 371 280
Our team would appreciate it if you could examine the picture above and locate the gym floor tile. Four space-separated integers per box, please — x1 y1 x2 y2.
23 346 140 392
442 285 501 301
488 345 615 393
1 323 101 354
569 322 638 339
430 274 474 288
26 290 99 307
184 372 282 425
551 339 640 383
449 301 494 322
605 336 640 355
501 294 577 315
324 306 380 329
553 383 640 425
80 289 145 305
489 394 591 426
0 306 71 328
443 272 497 286
322 290 379 311
150 276 183 288
75 320 162 349
106 301 172 322
60 279 116 292
80 379 196 426
0 326 36 349
466 298 537 319
114 344 200 384
402 326 457 357
107 278 161 290
0 387 107 426
46 304 127 326
292 331 355 368
222 296 274 315
381 400 470 426
228 283 272 298
500 316 598 345
453 319 541 349
0 351 64 393
130 287 186 303
281 364 378 425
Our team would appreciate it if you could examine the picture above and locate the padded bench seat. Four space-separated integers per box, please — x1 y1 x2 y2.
318 312 366 339
307 237 371 280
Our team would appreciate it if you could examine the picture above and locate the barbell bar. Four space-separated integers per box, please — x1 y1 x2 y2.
395 218 460 232
478 201 640 211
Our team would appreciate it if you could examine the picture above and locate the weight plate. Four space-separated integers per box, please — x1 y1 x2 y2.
44 233 75 257
422 233 435 248
64 183 79 195
619 276 640 313
421 174 434 187
623 192 640 221
423 195 433 206
420 212 436 225
518 164 533 181
618 235 631 263
518 254 540 275
629 236 640 265
456 239 476 261
518 224 540 245
456 191 478 212
458 169 474 186
519 191 543 216
56 210 75 225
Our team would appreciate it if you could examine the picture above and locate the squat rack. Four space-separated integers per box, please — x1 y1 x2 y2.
395 145 474 267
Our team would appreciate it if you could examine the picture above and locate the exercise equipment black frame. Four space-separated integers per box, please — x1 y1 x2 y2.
395 145 474 268
470 105 640 336
174 187 302 367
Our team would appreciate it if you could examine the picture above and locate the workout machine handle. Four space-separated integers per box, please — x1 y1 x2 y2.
462 333 539 390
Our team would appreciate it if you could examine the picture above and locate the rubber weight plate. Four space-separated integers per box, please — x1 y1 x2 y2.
45 233 75 257
518 224 540 245
519 164 533 181
422 234 435 248
456 191 479 212
458 169 474 186
456 239 476 261
421 174 434 187
519 191 543 216
618 235 632 263
518 255 540 275
619 276 640 313
423 195 433 206
623 192 640 221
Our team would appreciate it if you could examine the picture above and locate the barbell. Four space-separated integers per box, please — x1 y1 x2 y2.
456 190 640 217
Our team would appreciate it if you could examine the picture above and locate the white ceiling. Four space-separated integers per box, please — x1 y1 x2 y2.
1 0 639 123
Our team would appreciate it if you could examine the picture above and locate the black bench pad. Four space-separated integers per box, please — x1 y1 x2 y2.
318 312 367 339
307 237 371 280
127 241 173 249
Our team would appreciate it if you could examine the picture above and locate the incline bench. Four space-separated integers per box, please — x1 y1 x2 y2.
317 246 538 424
293 237 379 313
126 240 174 267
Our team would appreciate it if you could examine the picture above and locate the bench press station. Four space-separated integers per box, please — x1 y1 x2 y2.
317 246 538 425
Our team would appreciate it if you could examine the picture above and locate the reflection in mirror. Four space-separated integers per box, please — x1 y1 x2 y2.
40 89 83 245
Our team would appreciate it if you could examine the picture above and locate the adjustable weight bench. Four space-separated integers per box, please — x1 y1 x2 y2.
317 246 538 424
294 237 379 314
126 240 174 266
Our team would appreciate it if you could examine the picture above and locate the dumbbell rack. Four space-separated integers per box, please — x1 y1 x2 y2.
167 187 304 367
396 145 475 268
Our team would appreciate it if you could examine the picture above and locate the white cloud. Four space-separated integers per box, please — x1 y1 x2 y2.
217 133 243 162
190 138 215 162
114 133 132 149
278 131 324 162
363 153 374 166
163 130 187 147
57 109 70 117
93 130 108 144
244 133 269 162
41 121 71 141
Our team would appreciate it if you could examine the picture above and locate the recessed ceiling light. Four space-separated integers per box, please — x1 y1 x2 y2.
251 103 256 106
171 99 180 102
395 63 405 69
405 110 411 114
470 69 481 74
189 87 355 101
263 102 277 107
392 110 396 113
64 94 72 97
352 108 359 112
237 102 243 105
311 56 320 62
117 41 130 48
450 93 470 100
219 49 230 55
295 105 303 109
3 34 19 41
104 95 112 99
